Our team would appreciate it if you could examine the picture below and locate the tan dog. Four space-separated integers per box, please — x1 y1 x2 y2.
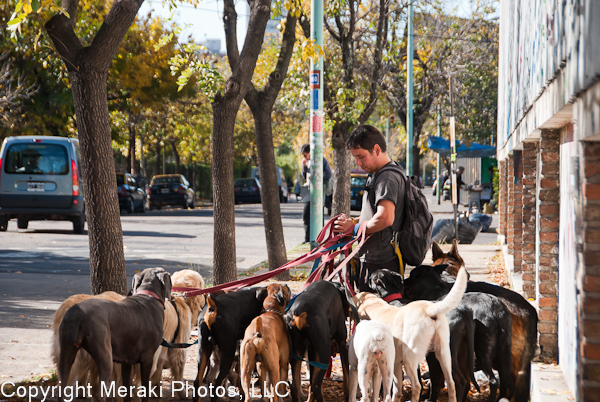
431 239 465 278
240 283 291 402
171 269 206 324
354 267 468 402
51 291 125 401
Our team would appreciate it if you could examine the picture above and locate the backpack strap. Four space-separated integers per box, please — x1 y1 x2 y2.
365 162 410 232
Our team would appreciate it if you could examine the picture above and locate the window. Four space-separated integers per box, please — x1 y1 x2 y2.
5 144 69 175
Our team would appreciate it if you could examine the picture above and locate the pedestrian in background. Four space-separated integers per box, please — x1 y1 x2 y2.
300 143 332 243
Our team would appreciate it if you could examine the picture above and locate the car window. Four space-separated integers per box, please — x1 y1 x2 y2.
152 176 181 185
4 143 69 175
235 179 257 186
351 176 368 187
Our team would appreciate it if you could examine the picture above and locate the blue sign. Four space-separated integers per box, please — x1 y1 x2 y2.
309 71 320 89
312 89 319 109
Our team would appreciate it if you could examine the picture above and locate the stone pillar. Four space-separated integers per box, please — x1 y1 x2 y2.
522 142 538 298
538 129 560 358
499 159 508 240
578 140 600 400
513 151 523 273
507 155 515 253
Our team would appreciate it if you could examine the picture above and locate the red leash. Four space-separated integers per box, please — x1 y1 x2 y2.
172 216 369 296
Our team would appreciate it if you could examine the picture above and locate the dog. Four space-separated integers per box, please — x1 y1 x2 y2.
354 266 468 402
408 252 538 402
369 269 478 402
432 239 467 279
171 269 206 325
348 320 396 402
52 292 126 401
240 284 292 402
57 267 172 402
285 280 351 402
193 286 268 402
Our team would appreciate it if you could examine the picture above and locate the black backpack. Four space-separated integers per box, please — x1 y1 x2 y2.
366 163 434 267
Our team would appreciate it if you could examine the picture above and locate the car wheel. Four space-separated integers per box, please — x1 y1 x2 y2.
0 215 8 231
127 198 135 214
190 198 195 209
73 216 85 234
183 198 189 209
148 202 154 211
138 199 146 213
17 218 28 229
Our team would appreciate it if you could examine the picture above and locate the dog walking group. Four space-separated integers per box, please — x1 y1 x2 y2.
51 238 538 402
52 124 537 402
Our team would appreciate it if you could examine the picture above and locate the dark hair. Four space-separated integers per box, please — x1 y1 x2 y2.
346 125 387 153
301 143 310 154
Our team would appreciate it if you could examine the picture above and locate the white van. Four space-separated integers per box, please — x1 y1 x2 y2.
0 136 86 233
251 166 289 203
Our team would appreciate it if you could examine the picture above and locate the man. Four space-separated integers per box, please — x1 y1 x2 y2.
301 143 332 243
455 166 465 205
333 125 405 292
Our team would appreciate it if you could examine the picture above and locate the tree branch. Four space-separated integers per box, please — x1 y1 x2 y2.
223 0 240 71
44 14 83 71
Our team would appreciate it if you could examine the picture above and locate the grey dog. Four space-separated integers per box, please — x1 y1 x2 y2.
57 267 172 402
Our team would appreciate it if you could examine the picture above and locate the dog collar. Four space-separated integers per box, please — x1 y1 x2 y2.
264 309 284 318
383 293 402 303
136 290 165 308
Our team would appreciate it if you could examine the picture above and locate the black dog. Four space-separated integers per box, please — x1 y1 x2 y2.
369 269 479 402
405 265 523 401
286 280 351 402
58 267 172 402
193 287 267 402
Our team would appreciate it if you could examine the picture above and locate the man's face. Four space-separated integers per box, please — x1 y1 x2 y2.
350 146 379 173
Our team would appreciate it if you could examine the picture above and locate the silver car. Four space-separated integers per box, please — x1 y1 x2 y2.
0 136 86 233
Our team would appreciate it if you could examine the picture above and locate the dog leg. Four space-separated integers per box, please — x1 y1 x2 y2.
403 353 422 402
348 367 358 402
263 350 281 402
357 357 373 402
121 364 133 402
139 360 154 402
306 347 327 402
240 341 257 402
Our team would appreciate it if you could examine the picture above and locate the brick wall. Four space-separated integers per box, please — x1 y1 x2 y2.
499 159 508 240
538 129 560 358
507 155 515 253
522 142 538 298
578 140 600 401
513 151 523 273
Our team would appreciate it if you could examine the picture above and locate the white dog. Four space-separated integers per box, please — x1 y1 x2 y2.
354 267 468 402
349 320 397 402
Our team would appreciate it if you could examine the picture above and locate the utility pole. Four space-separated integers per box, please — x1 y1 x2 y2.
449 76 458 240
309 0 324 248
406 2 414 176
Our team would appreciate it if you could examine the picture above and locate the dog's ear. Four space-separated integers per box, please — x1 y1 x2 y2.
256 287 268 301
432 241 445 262
280 284 291 306
156 270 173 302
290 312 309 330
204 295 217 330
449 239 465 266
130 271 142 295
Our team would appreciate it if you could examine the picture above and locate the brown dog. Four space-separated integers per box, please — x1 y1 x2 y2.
240 283 291 402
432 239 465 277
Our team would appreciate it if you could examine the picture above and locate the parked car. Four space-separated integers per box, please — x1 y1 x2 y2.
350 170 368 211
116 171 146 213
147 174 195 210
251 166 289 203
234 178 261 204
0 136 86 233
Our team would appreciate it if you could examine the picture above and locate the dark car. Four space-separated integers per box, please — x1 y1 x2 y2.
350 172 368 211
234 178 261 204
147 174 195 210
116 172 146 214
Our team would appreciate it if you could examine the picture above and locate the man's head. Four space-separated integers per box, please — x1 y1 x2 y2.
346 125 390 173
301 143 310 160
457 166 465 174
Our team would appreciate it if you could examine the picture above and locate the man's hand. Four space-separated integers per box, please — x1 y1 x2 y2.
334 214 355 234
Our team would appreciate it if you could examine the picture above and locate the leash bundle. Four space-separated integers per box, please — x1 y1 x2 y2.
172 215 369 297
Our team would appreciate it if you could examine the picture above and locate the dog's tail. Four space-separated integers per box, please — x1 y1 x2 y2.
368 328 387 356
255 316 263 339
425 266 468 317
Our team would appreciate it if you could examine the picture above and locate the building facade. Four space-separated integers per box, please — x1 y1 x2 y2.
497 1 600 400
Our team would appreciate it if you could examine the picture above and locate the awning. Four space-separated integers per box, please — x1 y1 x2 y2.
427 136 496 158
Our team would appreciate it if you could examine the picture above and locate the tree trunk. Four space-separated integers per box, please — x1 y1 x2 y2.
170 139 180 173
212 96 240 284
45 0 143 294
210 0 272 284
71 71 127 294
331 126 352 216
250 106 289 279
128 114 136 175
155 142 161 175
